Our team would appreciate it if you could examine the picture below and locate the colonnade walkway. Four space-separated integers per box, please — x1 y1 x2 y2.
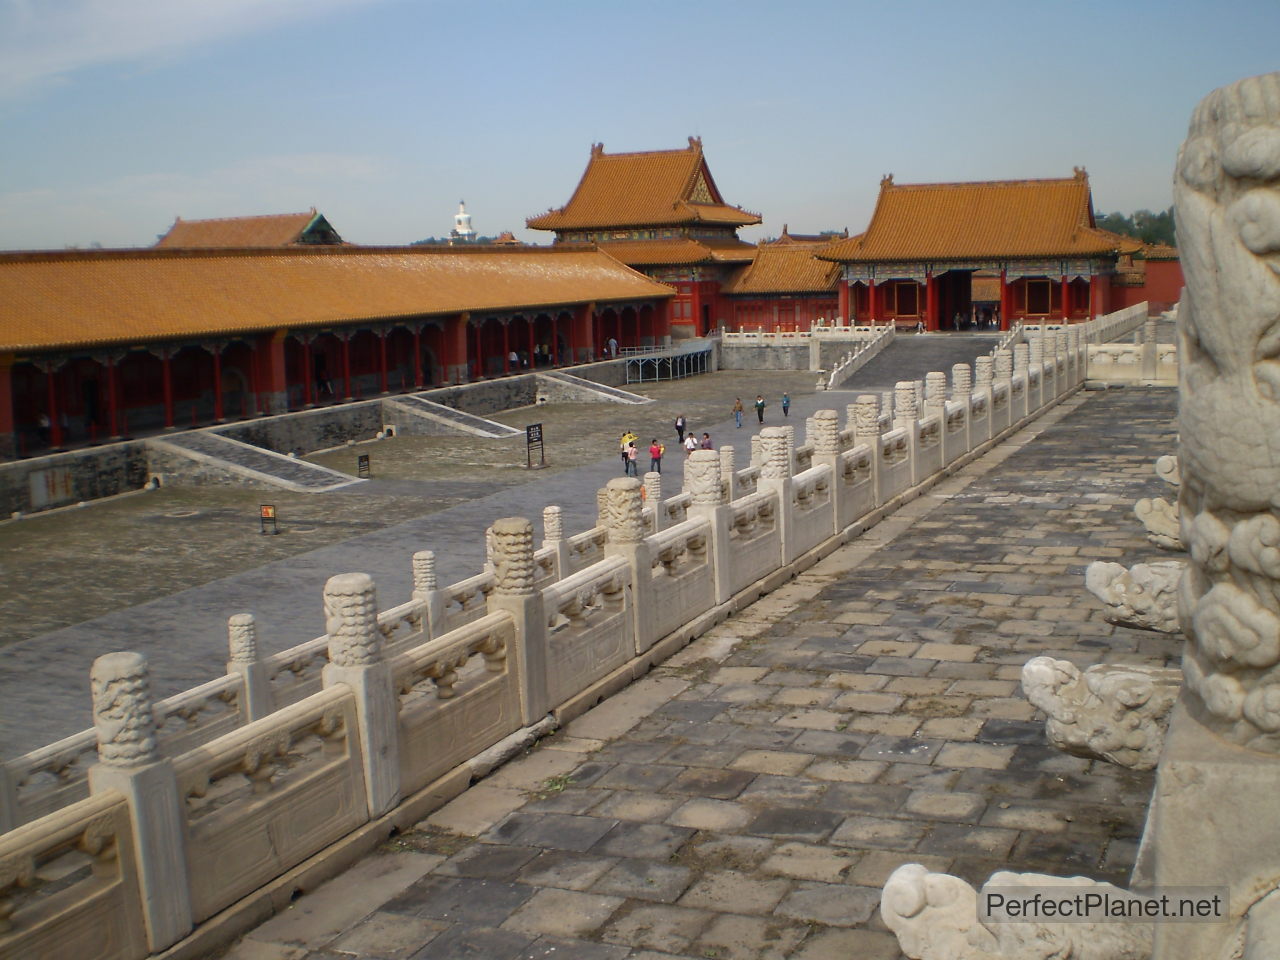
222 387 1179 960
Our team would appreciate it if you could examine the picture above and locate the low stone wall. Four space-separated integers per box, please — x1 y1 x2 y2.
0 324 1094 960
0 442 150 517
719 342 811 370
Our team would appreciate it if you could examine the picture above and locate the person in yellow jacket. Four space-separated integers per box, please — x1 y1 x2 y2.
619 430 638 474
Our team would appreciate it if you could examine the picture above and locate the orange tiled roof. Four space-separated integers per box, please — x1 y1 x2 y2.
592 239 717 266
722 243 841 295
155 210 336 248
821 171 1136 262
527 138 761 231
0 246 672 354
770 225 849 245
1138 242 1179 260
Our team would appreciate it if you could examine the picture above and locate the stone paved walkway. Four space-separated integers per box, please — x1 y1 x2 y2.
221 387 1180 960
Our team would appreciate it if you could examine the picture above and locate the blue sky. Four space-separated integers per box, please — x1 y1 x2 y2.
1 0 1275 250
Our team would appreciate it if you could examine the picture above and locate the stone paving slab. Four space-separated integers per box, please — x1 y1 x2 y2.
219 386 1179 959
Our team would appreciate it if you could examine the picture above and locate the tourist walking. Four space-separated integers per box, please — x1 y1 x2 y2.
755 395 766 424
626 441 639 477
675 415 687 443
683 432 698 456
620 430 638 474
649 438 664 474
700 432 713 450
733 397 744 428
781 393 791 418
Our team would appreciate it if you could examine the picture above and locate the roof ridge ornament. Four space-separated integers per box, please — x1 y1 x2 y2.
591 142 604 156
1073 165 1088 180
880 174 894 188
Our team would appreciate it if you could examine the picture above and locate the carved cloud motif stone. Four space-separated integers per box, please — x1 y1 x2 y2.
1084 559 1184 633
1133 496 1183 551
1021 656 1180 770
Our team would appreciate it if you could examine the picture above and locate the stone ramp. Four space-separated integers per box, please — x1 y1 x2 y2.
838 334 1002 393
149 432 363 492
539 371 652 404
387 395 523 438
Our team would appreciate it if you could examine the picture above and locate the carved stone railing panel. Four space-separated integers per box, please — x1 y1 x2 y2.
663 492 691 527
646 517 714 643
733 466 759 497
941 399 969 466
726 491 782 594
374 597 429 658
432 569 497 634
172 686 364 923
0 791 147 960
263 637 331 709
836 444 875 529
542 556 633 708
790 464 835 556
878 427 912 504
392 612 520 796
565 526 608 574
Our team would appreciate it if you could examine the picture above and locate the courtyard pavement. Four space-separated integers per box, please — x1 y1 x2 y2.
218 386 1180 960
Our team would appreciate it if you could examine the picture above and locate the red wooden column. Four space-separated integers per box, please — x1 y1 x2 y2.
378 329 389 394
838 281 851 324
40 360 62 450
412 325 423 388
690 282 704 335
106 355 120 437
0 355 17 457
211 345 224 422
925 273 937 331
527 318 536 369
302 337 314 406
161 349 174 428
341 333 352 400
502 321 511 375
1088 274 1099 319
574 302 595 363
867 280 877 324
999 270 1011 331
444 313 468 383
1060 274 1069 320
259 330 288 413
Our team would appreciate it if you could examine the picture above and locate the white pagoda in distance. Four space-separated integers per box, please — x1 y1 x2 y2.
449 201 477 244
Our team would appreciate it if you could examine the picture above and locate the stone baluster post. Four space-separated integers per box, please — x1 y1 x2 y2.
643 471 663 530
923 371 946 415
596 487 609 526
1056 331 1071 387
684 450 732 604
412 549 444 639
1141 317 1158 381
951 363 972 404
893 381 923 485
541 505 570 580
603 477 653 652
750 433 762 468
227 614 272 722
88 652 193 951
810 409 842 534
321 573 400 817
1013 342 1030 375
757 427 798 565
781 424 797 474
971 355 994 443
880 390 895 424
852 395 880 447
485 518 548 724
1028 336 1047 408
719 445 737 502
994 349 1012 383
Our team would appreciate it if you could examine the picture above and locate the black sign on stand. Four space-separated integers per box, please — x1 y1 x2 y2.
357 454 371 478
526 423 545 469
260 504 279 535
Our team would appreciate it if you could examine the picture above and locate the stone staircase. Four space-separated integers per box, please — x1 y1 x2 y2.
839 333 1003 393
386 396 523 438
149 433 363 492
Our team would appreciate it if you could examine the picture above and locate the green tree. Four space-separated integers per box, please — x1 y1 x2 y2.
1097 207 1176 247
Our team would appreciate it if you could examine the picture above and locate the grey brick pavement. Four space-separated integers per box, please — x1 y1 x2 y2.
223 387 1180 960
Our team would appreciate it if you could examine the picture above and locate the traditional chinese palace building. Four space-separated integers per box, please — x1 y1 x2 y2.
528 138 766 337
0 245 671 457
819 169 1156 331
155 209 346 248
